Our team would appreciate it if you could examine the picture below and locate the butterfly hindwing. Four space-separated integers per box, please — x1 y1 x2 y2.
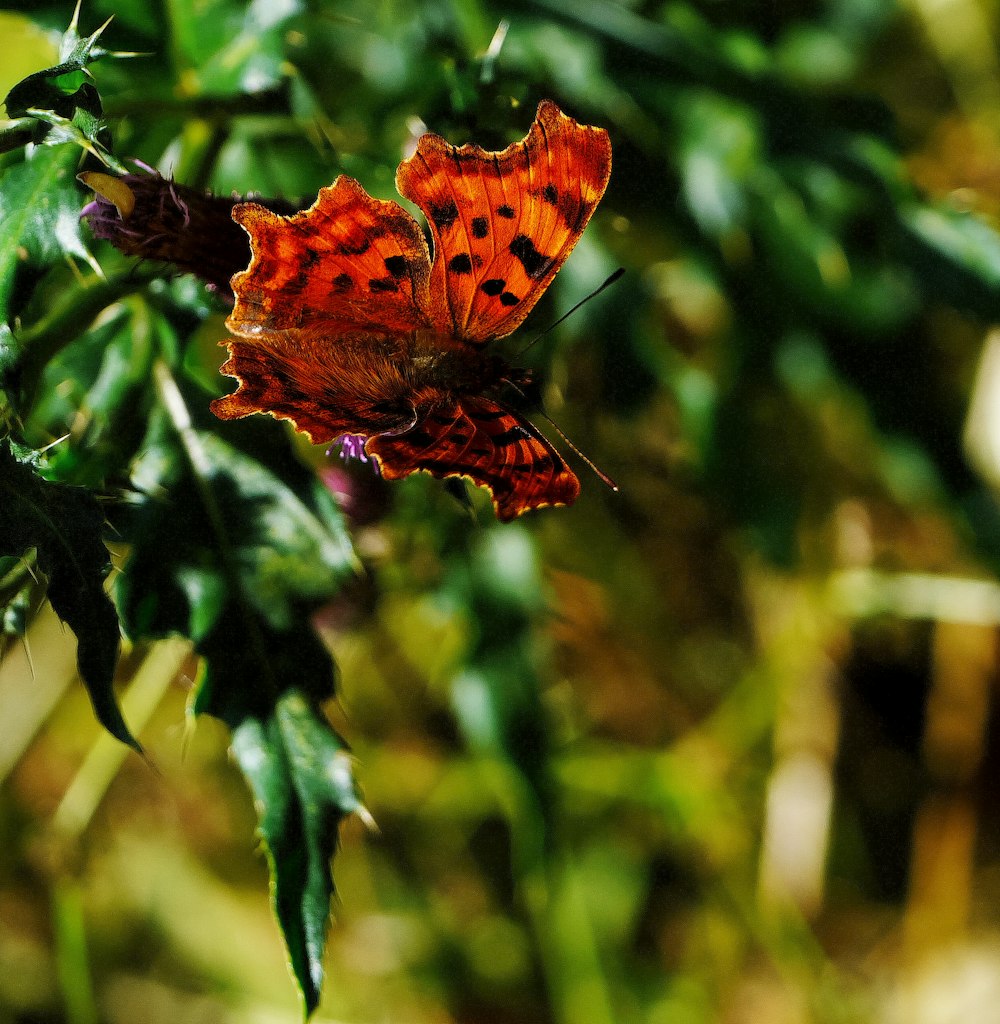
366 398 581 521
395 100 612 344
211 335 364 443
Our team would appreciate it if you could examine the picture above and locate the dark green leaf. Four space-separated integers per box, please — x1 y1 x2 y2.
230 687 362 1016
24 301 157 487
0 323 20 413
112 375 359 1009
116 409 355 643
0 439 135 748
0 552 37 640
2 8 122 156
2 581 33 638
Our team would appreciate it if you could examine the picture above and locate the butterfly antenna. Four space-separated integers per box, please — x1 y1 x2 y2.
543 413 619 492
518 266 625 357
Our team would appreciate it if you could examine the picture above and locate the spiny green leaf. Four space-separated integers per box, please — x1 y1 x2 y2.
116 410 356 642
112 374 359 1011
0 144 99 324
2 6 120 153
184 600 354 1016
24 107 126 172
231 687 363 1017
0 439 136 749
1 4 140 163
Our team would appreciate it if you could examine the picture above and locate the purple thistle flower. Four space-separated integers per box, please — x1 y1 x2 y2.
335 434 379 470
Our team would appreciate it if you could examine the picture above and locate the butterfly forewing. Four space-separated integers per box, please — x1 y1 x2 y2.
395 100 612 345
216 176 437 438
227 176 433 338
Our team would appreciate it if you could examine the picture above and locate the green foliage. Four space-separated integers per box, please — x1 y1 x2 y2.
0 8 361 1011
0 145 99 324
4 0 1000 1021
1 3 124 165
0 439 133 748
231 688 363 1016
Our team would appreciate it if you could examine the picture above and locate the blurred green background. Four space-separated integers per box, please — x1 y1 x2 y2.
5 0 1000 1021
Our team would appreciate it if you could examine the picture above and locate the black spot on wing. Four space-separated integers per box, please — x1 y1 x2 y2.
491 426 529 447
471 217 489 238
369 277 399 293
429 200 459 230
509 234 551 279
332 273 354 292
481 279 505 296
338 238 370 256
497 205 515 219
542 183 558 205
384 255 409 277
449 253 473 274
499 292 519 306
397 428 436 449
558 193 585 231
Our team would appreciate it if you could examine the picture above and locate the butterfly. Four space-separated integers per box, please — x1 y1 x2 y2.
211 100 612 521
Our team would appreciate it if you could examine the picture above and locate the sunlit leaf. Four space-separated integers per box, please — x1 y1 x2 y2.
168 0 303 95
0 145 99 324
901 203 1000 317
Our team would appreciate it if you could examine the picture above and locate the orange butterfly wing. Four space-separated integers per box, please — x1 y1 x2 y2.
226 175 431 337
213 176 433 434
366 398 580 521
395 99 612 344
211 332 418 444
212 102 610 519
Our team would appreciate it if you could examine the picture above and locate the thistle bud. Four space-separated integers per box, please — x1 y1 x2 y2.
80 170 295 301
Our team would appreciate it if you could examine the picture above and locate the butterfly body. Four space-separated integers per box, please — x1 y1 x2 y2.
399 331 513 401
213 101 611 520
